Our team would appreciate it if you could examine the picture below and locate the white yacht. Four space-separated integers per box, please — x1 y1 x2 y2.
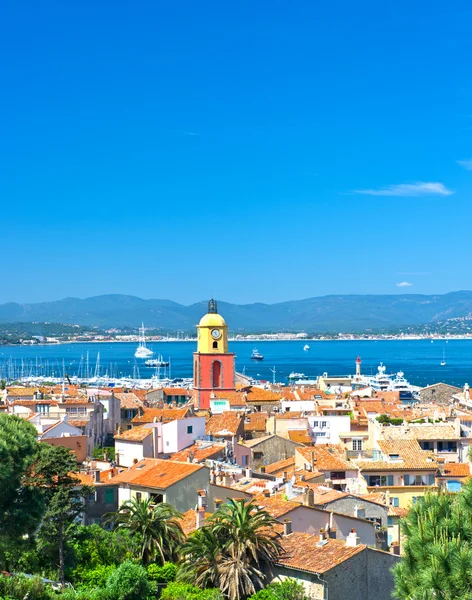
303 344 310 351
362 363 418 401
134 323 154 358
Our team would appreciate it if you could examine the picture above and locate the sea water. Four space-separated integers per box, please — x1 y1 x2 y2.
0 339 471 387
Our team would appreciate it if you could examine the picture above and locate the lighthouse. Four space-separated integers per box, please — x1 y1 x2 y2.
356 356 362 377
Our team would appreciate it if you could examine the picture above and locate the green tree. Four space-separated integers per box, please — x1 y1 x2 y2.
0 414 44 562
107 497 185 565
248 579 308 600
180 499 283 600
161 582 223 600
35 444 91 588
106 560 151 600
393 482 472 599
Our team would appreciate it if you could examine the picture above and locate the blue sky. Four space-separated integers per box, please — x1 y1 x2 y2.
2 1 472 305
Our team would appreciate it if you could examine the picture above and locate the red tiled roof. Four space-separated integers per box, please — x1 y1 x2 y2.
244 412 268 433
115 393 143 409
132 407 190 424
115 425 153 442
206 412 243 437
296 445 351 471
264 457 296 476
288 430 312 445
110 458 204 489
163 388 191 396
277 533 365 574
171 442 225 463
442 463 471 477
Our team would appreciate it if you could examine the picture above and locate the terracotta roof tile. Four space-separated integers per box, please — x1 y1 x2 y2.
244 412 268 433
296 445 351 471
442 463 471 477
357 439 438 471
163 388 191 396
180 509 211 536
132 407 190 424
115 393 143 409
171 442 226 463
288 430 313 445
277 533 365 574
381 424 458 441
253 493 301 518
206 412 243 437
211 391 247 406
110 458 204 489
246 388 282 402
265 457 296 476
115 425 153 442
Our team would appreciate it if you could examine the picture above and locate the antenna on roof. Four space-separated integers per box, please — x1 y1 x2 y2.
270 367 276 386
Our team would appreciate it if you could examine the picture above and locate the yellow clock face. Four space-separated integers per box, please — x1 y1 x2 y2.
211 329 221 340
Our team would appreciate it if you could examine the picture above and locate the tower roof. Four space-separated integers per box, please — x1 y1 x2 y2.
199 312 227 328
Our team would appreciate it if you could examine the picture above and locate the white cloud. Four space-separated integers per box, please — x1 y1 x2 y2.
396 281 413 287
354 182 454 197
457 159 472 171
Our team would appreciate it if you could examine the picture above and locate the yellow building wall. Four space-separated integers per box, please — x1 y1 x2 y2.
368 485 438 509
197 324 228 354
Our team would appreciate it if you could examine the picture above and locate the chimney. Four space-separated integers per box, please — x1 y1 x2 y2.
354 505 366 519
197 489 207 508
303 487 314 507
214 498 223 510
311 451 316 472
283 519 292 536
329 528 337 539
263 489 271 498
283 471 288 482
196 507 206 529
390 542 400 556
94 470 101 484
260 466 266 474
346 529 360 547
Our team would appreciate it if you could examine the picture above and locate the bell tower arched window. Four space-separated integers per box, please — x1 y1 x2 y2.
212 361 221 388
213 341 218 349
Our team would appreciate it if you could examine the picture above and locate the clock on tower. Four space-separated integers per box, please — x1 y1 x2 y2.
193 299 236 410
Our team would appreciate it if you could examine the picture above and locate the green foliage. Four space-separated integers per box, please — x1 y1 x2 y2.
393 480 472 599
92 446 116 461
179 499 283 600
248 579 308 600
376 414 403 425
0 574 56 600
147 562 178 584
106 561 151 600
0 414 44 555
161 582 223 600
107 498 185 566
75 564 116 589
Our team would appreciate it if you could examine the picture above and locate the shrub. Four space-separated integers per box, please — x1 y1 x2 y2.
106 561 151 600
248 579 309 600
147 563 178 584
0 575 56 600
161 582 223 600
76 564 116 589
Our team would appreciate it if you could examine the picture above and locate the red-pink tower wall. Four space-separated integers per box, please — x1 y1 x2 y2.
193 352 236 410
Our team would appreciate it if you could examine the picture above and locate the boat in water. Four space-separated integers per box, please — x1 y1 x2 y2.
303 344 310 351
361 363 419 402
288 372 306 380
441 348 446 367
250 348 264 361
145 355 170 368
134 323 154 358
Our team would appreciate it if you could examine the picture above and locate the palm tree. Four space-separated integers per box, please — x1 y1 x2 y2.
106 497 184 565
180 499 282 600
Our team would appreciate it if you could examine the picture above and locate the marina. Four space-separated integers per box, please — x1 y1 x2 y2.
1 339 472 388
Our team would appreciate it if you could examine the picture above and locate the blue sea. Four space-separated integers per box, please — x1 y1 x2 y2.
0 339 471 388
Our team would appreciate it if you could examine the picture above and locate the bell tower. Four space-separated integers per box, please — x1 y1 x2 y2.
193 299 235 410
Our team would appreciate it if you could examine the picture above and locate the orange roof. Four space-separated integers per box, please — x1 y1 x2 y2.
279 388 297 400
294 484 348 505
206 412 243 437
244 412 268 433
246 388 282 402
115 393 143 409
115 425 153 442
132 407 190 424
180 509 211 536
68 419 89 427
442 463 471 478
253 493 301 518
12 399 59 407
6 387 41 397
296 445 351 471
358 439 438 471
277 533 365 574
110 458 204 489
265 457 296 476
211 391 247 406
288 430 313 445
163 388 191 396
171 442 225 463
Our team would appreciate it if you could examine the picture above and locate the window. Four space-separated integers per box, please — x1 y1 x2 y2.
254 452 263 460
88 492 96 503
125 410 134 419
187 425 193 434
422 442 430 450
404 474 435 486
330 472 346 480
242 455 248 466
315 432 326 437
321 421 327 428
352 439 363 451
390 497 399 507
387 516 393 526
368 475 394 487
136 492 142 502
104 488 114 504
213 341 218 349
313 421 319 427
212 361 221 388
36 404 49 414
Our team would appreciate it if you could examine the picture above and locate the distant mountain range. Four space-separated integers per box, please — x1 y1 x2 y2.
1 292 472 333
